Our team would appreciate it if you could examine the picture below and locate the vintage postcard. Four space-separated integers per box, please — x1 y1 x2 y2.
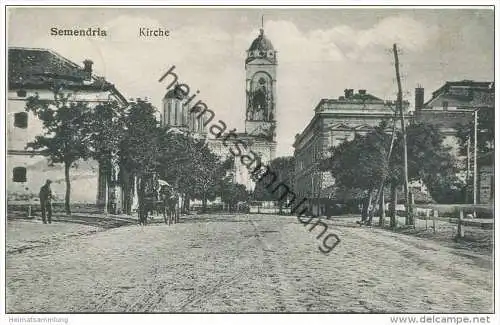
2 3 497 323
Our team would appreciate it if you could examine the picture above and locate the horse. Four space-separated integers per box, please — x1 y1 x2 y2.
137 173 161 226
159 185 181 225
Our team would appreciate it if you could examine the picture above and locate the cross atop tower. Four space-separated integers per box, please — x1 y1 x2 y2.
260 15 264 35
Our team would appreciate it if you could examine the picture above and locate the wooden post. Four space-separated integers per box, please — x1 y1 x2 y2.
457 210 465 239
473 110 478 207
409 192 415 228
393 43 412 226
389 182 398 229
465 136 471 203
425 209 429 230
378 187 386 227
25 185 32 218
432 209 437 233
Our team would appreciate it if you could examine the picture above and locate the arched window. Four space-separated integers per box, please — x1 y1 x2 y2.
175 101 180 126
167 101 173 125
13 167 27 182
182 104 187 126
198 116 204 133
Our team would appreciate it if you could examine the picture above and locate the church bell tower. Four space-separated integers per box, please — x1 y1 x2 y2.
245 24 277 142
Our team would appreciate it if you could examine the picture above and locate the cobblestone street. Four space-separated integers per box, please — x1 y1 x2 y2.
6 214 493 313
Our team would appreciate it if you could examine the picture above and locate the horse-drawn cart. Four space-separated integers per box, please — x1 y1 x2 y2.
137 173 180 225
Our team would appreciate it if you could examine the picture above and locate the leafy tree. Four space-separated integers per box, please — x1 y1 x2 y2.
88 100 126 213
25 87 94 215
190 148 230 211
156 130 232 213
390 122 458 206
119 99 160 214
426 174 468 204
455 108 494 156
324 124 391 222
220 181 249 212
324 121 457 226
382 122 457 224
454 108 494 203
252 156 295 205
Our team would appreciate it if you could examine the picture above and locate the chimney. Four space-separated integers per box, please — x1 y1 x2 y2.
415 85 424 110
358 89 366 95
83 59 93 81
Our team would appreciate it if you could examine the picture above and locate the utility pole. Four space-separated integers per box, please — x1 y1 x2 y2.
473 109 478 207
465 136 470 203
393 43 412 225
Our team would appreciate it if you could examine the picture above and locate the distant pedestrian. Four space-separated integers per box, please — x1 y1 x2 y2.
39 179 53 224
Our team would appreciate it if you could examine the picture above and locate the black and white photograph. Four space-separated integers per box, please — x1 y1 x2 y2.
1 2 497 323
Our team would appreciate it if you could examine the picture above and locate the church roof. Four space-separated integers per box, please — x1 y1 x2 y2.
248 29 274 52
163 85 186 100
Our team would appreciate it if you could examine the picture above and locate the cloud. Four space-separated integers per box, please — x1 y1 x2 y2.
359 15 436 51
265 15 436 64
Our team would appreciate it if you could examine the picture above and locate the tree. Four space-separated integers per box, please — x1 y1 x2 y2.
88 100 126 213
456 108 494 157
426 174 468 204
119 99 160 214
190 148 230 211
25 87 94 215
252 156 295 207
324 124 391 222
155 130 232 213
323 121 457 226
390 122 458 202
220 181 249 212
455 108 494 203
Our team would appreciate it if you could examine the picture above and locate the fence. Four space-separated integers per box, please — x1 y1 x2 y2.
392 205 494 250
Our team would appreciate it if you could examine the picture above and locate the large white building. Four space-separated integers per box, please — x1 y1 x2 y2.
7 47 127 206
293 89 410 215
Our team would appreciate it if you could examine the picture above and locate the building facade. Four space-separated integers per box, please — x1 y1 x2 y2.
414 80 494 204
7 47 127 206
415 80 494 156
292 80 494 214
293 89 409 215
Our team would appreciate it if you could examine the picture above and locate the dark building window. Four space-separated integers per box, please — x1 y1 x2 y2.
14 112 28 128
13 167 27 183
442 101 449 110
16 89 27 97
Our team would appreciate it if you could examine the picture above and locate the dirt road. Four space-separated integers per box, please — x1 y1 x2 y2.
6 214 493 313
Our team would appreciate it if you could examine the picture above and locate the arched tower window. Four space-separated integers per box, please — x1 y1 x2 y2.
167 101 173 125
198 115 204 133
173 101 178 125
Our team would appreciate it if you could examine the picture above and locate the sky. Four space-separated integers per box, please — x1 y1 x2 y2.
8 7 494 156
